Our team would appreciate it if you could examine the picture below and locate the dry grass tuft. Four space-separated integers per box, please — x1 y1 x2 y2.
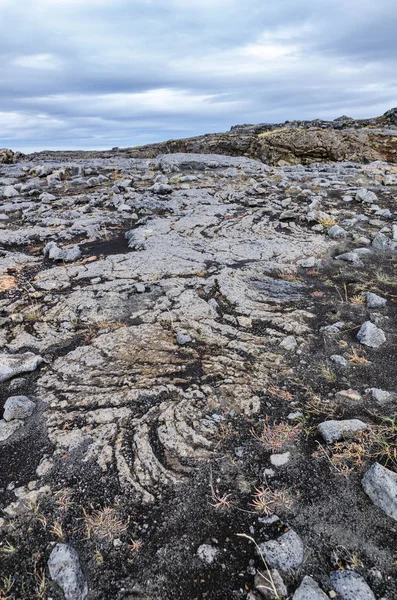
250 487 291 515
83 506 128 542
267 386 293 401
319 216 337 228
346 348 369 364
209 473 235 511
350 294 365 305
251 418 301 451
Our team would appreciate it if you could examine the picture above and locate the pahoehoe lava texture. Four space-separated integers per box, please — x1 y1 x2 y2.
0 118 397 599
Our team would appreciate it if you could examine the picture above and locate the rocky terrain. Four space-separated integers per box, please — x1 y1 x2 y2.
0 111 397 599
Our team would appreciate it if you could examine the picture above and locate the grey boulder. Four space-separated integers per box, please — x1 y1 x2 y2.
293 576 328 599
372 232 397 251
330 570 375 600
366 388 394 404
44 241 82 263
3 396 35 421
48 544 88 600
365 292 387 308
317 419 367 444
151 183 173 195
355 188 378 204
3 185 19 198
362 462 397 521
0 353 43 383
356 321 386 348
327 225 348 239
176 332 192 345
280 335 297 351
0 419 24 442
330 354 348 367
335 251 362 264
258 529 304 573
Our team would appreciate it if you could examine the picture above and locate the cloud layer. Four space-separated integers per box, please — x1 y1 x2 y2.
0 0 396 151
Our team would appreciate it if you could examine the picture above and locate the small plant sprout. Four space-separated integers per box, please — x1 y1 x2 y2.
250 487 291 515
129 539 144 553
83 506 128 542
0 541 16 555
209 472 235 510
0 575 15 600
251 418 301 451
319 216 337 228
350 294 365 305
50 520 65 539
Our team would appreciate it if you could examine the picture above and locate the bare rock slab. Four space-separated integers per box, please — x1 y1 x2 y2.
362 462 397 521
48 544 88 600
292 576 328 600
330 570 375 600
0 352 43 383
317 419 367 444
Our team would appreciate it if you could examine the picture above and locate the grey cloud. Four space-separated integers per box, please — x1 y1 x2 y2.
0 0 395 151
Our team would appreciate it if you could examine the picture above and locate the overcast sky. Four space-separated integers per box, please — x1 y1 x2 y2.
0 0 396 152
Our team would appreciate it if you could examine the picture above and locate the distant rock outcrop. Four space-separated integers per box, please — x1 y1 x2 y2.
19 107 397 167
0 148 24 164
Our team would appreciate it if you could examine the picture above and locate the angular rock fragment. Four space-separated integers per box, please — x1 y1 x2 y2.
356 188 378 204
356 321 386 348
362 462 397 521
270 452 291 466
44 241 82 262
335 389 362 402
3 396 35 421
334 251 362 264
48 544 88 600
330 354 348 367
258 530 304 573
0 419 23 441
366 388 395 404
176 332 192 345
330 570 375 600
0 352 43 383
320 321 344 334
279 335 297 351
327 225 348 239
365 292 387 308
317 419 367 444
372 232 397 251
3 185 19 198
255 568 287 599
292 576 328 599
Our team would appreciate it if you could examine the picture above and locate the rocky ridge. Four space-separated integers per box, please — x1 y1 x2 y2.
8 107 397 167
0 120 396 599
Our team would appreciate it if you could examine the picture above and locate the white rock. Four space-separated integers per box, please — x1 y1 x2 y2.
317 419 367 444
0 419 23 441
270 452 291 467
197 543 218 564
362 463 397 521
48 544 88 600
0 352 43 383
3 396 35 421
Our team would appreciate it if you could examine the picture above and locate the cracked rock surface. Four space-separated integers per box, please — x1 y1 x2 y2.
0 149 396 599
